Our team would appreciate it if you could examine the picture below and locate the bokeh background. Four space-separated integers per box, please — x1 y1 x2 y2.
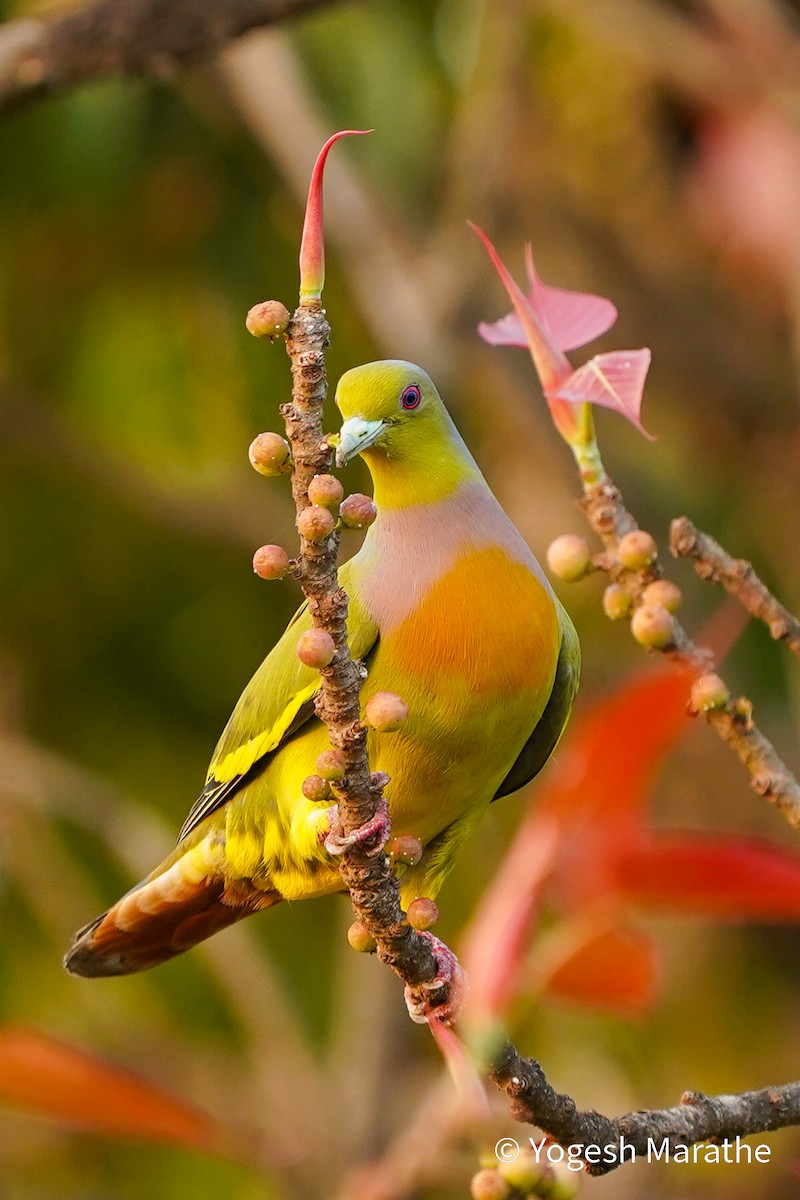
2 0 800 1196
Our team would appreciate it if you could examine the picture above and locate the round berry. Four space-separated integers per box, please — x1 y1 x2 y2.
643 579 683 613
470 1168 510 1200
407 897 438 930
302 774 331 802
546 534 592 582
297 505 336 542
246 300 290 339
618 529 657 570
388 835 424 866
602 583 630 620
631 604 674 649
308 474 344 510
248 432 290 477
340 493 377 529
252 544 290 580
316 749 346 781
691 673 730 712
365 691 408 732
297 628 336 668
347 921 377 954
498 1148 546 1190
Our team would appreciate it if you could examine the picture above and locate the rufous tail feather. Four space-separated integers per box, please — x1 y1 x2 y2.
64 839 280 977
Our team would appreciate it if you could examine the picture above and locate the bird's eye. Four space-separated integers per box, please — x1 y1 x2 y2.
400 384 422 410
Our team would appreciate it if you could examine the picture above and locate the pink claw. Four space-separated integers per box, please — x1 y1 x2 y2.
324 796 391 857
404 933 466 1026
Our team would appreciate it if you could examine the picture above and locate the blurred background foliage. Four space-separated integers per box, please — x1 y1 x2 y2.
2 0 800 1196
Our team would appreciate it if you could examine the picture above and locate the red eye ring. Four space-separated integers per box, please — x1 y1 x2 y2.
401 384 422 410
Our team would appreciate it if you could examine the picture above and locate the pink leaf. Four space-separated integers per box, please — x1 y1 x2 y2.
619 833 800 920
525 245 618 350
479 247 617 353
550 349 654 439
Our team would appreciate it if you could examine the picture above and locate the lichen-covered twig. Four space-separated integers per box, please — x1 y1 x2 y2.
671 515 800 659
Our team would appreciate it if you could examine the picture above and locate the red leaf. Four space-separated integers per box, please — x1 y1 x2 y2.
541 924 660 1016
619 833 800 920
0 1027 231 1154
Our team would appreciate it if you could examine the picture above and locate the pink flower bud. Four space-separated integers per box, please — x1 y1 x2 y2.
618 529 657 570
406 897 439 931
347 921 377 953
308 473 344 510
631 604 674 649
297 505 336 542
340 493 377 529
297 628 336 668
252 544 290 580
245 300 290 339
316 749 346 781
546 534 592 582
388 835 423 866
301 774 331 802
248 432 290 477
365 691 408 732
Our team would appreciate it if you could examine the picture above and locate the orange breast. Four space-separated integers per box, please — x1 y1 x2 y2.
387 546 558 697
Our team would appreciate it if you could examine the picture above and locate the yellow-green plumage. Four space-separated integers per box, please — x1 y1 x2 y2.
65 360 579 977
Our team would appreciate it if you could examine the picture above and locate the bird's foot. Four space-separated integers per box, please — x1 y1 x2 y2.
324 795 391 857
404 932 466 1026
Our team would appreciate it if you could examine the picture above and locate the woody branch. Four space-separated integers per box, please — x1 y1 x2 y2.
0 0 343 113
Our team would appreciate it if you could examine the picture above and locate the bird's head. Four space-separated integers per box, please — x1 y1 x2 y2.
334 360 449 468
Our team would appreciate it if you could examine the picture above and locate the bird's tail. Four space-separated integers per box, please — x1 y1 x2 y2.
64 837 279 978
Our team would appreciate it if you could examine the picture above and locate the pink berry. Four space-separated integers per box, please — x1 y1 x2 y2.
388 835 423 866
643 579 683 612
407 898 438 930
630 604 674 649
245 300 290 340
301 774 331 802
691 673 730 712
340 493 377 529
546 534 592 582
297 628 336 668
297 505 336 542
308 474 344 510
347 921 377 954
365 691 408 732
252 544 290 580
316 749 346 781
602 583 630 620
470 1169 510 1200
248 432 290 477
618 529 657 570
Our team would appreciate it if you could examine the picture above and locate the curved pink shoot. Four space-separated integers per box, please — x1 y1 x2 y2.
550 349 654 439
299 129 372 302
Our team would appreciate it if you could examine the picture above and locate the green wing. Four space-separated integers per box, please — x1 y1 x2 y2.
492 602 580 801
177 562 378 842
